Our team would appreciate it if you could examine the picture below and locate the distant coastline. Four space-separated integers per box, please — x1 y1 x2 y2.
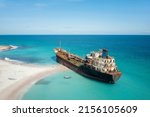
0 45 18 51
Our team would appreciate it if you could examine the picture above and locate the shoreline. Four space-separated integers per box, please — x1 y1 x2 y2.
0 59 68 100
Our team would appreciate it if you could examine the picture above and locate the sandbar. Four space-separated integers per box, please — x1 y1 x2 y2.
0 60 68 100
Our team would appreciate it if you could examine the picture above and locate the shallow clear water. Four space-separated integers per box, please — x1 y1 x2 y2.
0 35 150 100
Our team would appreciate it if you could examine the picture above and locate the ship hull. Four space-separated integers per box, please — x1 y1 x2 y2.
56 55 121 84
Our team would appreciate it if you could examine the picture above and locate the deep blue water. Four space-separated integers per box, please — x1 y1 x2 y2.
0 35 150 100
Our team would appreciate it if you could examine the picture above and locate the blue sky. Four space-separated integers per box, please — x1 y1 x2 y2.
0 0 149 34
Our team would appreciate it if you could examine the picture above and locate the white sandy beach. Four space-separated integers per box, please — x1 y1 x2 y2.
0 59 67 100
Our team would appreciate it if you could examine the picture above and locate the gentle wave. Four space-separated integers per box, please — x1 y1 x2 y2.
4 57 23 63
9 45 18 50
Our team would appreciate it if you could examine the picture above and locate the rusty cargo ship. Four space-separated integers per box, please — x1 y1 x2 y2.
54 48 121 83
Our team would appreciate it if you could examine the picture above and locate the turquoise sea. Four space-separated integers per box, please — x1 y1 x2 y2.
0 35 150 100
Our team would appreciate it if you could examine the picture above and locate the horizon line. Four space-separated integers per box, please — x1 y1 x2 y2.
0 34 150 36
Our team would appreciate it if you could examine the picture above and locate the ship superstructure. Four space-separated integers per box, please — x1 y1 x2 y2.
85 49 118 74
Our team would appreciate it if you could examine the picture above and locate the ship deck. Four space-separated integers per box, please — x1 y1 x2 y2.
57 52 84 67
